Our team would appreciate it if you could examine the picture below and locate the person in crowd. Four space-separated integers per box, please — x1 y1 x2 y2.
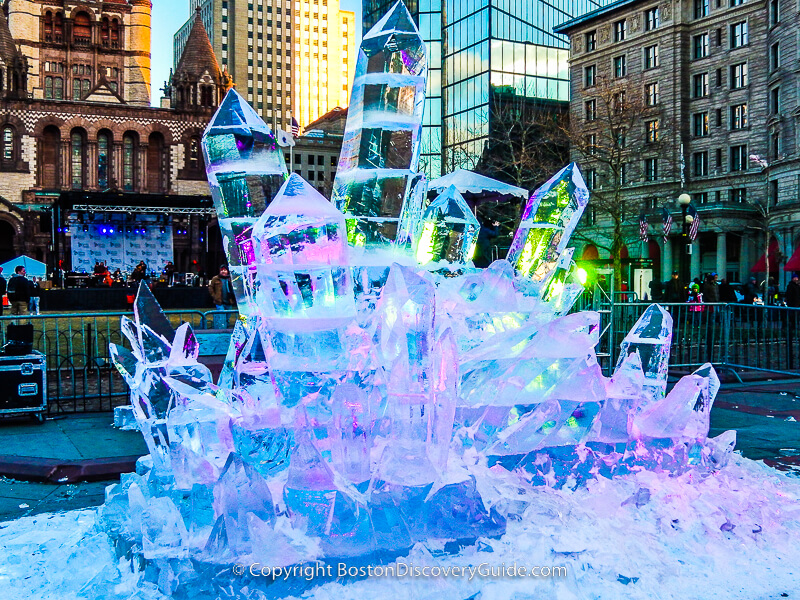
93 261 105 275
742 277 759 304
648 278 664 302
7 265 34 316
209 265 236 329
664 271 683 302
786 275 800 308
687 282 704 312
0 266 6 317
719 278 737 303
29 277 41 315
703 272 719 303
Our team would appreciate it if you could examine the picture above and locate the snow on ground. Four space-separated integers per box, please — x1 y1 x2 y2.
1 455 799 600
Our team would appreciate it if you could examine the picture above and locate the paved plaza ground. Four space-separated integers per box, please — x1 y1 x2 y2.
0 378 797 522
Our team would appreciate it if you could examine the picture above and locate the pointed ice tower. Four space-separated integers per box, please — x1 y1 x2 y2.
415 184 480 266
331 0 428 250
202 89 288 317
251 174 354 320
507 163 589 285
614 304 673 407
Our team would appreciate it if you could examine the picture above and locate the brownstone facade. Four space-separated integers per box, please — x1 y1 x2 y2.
0 1 229 273
557 0 800 290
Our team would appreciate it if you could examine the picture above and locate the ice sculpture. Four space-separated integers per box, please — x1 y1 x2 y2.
331 0 427 249
105 16 734 593
202 88 288 318
415 184 480 265
507 163 589 284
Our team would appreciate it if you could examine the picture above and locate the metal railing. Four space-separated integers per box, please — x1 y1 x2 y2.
610 302 800 380
6 301 799 415
0 309 237 415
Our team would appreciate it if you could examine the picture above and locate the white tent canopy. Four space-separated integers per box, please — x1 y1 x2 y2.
0 256 47 279
428 169 528 201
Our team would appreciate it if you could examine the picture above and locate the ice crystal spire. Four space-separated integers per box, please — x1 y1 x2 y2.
202 88 288 317
415 184 480 265
507 163 588 284
330 0 428 250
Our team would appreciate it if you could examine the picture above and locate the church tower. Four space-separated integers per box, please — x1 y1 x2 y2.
0 7 27 99
167 8 230 113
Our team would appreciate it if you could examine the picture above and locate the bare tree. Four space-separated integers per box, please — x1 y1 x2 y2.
477 91 570 191
566 74 674 287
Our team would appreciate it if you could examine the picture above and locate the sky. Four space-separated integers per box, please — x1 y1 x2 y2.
150 0 363 107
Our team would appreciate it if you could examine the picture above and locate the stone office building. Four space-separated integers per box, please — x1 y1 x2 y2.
0 1 229 273
556 0 800 289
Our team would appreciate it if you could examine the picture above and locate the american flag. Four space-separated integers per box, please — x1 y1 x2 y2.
661 207 672 244
639 212 649 242
290 117 300 137
687 205 700 240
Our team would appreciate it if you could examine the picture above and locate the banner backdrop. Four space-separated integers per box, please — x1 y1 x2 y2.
70 226 174 274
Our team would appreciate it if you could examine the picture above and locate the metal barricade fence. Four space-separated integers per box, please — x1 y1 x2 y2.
8 301 797 414
610 302 800 380
0 310 208 414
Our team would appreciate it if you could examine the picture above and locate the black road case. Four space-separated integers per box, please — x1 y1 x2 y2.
0 351 46 422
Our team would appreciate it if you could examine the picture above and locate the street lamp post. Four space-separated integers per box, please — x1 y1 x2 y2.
678 193 691 294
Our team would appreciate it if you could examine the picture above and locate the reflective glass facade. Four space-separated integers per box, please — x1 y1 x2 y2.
364 0 610 177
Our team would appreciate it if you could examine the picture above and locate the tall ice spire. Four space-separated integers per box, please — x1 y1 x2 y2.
330 0 428 251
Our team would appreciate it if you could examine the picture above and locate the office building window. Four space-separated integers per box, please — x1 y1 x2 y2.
646 82 659 106
694 0 709 18
645 119 659 143
730 145 747 171
614 20 627 42
584 65 596 87
644 157 658 181
585 30 597 52
731 104 748 129
693 152 709 176
585 99 597 121
771 87 781 114
693 112 709 136
730 188 747 203
693 73 708 97
770 43 780 71
645 82 659 106
613 55 627 78
730 22 748 48
693 33 709 59
645 7 660 31
730 63 747 88
644 45 659 69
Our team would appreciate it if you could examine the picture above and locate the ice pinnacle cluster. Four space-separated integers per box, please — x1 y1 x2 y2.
103 2 735 595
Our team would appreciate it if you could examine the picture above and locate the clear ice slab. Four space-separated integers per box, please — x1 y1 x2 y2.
331 0 427 249
202 88 288 317
415 184 480 266
507 162 589 284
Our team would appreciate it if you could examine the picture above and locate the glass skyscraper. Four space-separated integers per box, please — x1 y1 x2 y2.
364 0 610 178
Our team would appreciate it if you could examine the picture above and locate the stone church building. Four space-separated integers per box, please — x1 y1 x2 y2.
0 0 230 273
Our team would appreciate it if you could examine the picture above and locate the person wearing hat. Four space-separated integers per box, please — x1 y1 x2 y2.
208 264 236 329
687 281 704 312
664 270 683 303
